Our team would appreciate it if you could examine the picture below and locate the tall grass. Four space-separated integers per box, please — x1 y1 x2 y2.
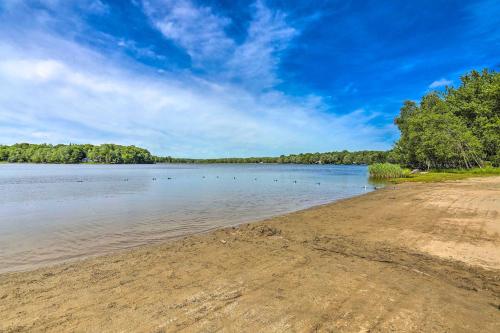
433 166 500 175
369 162 500 182
395 166 500 183
369 163 408 179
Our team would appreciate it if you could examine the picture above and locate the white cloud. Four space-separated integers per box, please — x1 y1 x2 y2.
142 0 234 69
142 0 297 90
0 38 392 156
429 78 452 88
0 1 394 157
225 1 297 89
0 59 64 81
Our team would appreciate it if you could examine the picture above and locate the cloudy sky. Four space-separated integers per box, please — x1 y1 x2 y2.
0 0 498 157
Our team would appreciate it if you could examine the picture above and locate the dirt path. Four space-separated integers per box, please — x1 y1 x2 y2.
1 177 499 332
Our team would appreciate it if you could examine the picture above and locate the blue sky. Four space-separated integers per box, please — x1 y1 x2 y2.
0 0 498 157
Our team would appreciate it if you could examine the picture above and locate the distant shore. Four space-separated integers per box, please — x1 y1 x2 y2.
1 177 499 332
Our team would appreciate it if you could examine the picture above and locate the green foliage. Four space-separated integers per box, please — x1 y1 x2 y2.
0 143 154 164
1 144 389 165
86 144 153 164
155 150 390 165
446 69 500 161
368 163 408 179
275 150 389 165
393 69 499 169
390 167 500 183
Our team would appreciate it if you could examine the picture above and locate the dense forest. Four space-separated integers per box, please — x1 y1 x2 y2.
159 151 390 165
0 143 154 164
391 69 499 169
0 143 389 165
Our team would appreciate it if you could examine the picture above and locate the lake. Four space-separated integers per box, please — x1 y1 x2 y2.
0 163 376 272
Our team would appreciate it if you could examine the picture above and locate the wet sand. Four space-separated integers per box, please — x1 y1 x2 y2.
1 177 499 332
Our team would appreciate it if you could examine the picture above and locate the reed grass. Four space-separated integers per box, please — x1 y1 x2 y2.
368 163 408 179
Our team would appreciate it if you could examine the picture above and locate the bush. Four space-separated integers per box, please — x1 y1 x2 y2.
369 163 408 179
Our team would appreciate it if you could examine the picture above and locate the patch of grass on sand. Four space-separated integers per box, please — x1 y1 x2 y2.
390 166 500 183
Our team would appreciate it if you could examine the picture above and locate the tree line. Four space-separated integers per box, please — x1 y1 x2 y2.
0 143 155 164
158 151 390 165
391 69 499 169
0 143 389 165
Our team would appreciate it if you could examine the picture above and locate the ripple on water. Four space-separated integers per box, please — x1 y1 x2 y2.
0 163 373 272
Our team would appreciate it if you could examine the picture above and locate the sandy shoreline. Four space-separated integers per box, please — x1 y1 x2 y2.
1 177 499 332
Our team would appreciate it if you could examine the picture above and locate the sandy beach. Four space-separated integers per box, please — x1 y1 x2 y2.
1 177 499 332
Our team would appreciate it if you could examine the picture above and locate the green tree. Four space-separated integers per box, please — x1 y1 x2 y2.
445 69 500 165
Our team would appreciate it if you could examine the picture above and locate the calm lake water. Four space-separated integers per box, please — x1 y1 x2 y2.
0 163 376 273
